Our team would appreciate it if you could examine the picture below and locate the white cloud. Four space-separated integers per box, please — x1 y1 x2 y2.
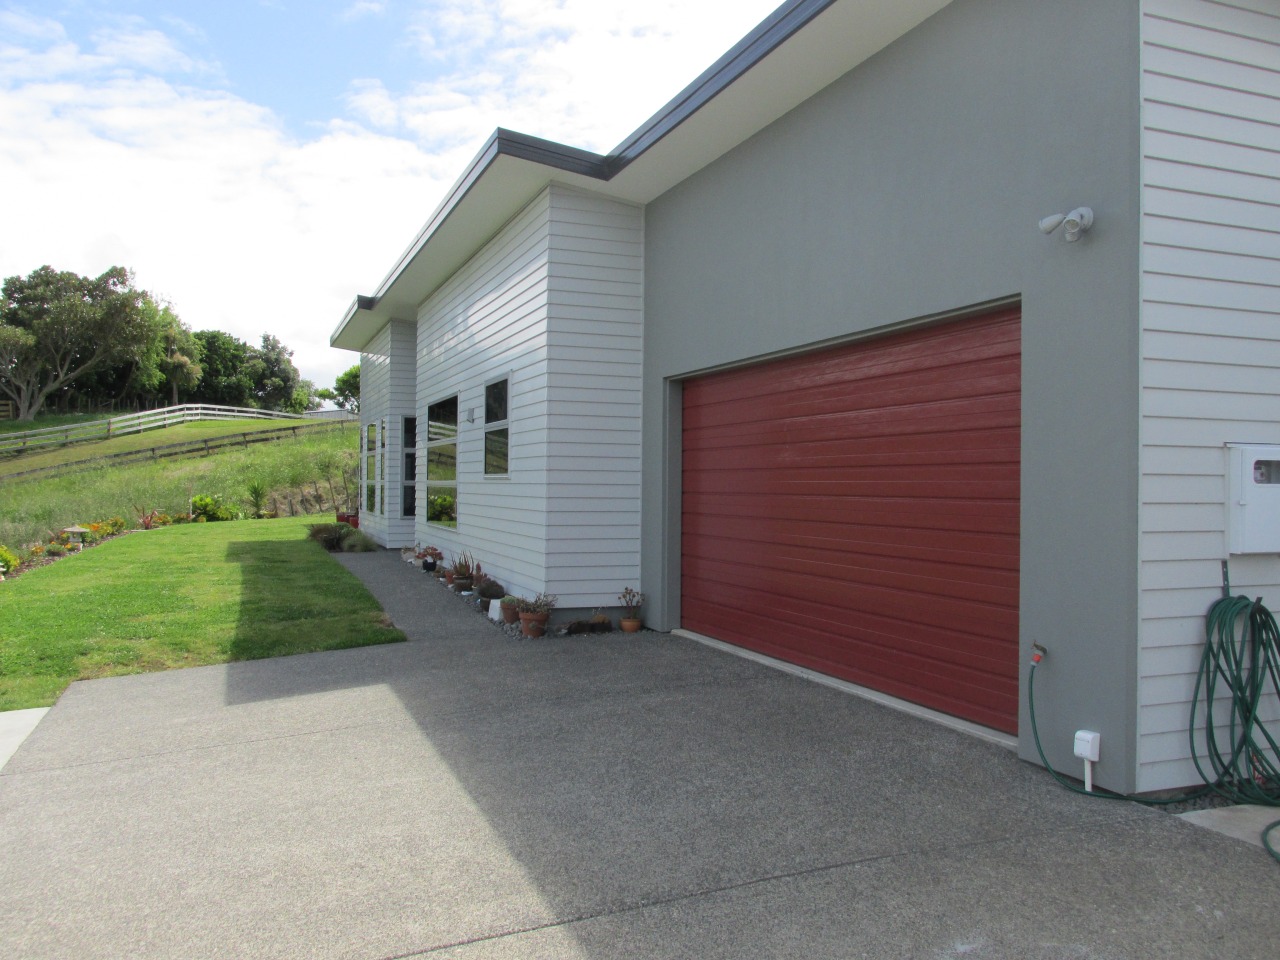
342 1 387 21
0 1 784 390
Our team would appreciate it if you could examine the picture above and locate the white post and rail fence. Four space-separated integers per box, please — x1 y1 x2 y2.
0 404 354 457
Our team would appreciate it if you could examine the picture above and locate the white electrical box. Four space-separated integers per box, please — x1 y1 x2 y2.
1226 444 1280 554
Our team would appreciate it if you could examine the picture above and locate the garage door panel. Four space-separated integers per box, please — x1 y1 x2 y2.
688 539 1017 603
682 492 1020 536
681 606 1017 730
686 398 1019 446
684 558 1017 641
684 324 1019 411
683 518 1019 573
682 308 1020 732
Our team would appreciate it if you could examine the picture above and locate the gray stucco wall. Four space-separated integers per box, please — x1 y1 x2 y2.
642 0 1143 790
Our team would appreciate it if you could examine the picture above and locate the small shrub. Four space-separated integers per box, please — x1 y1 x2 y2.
340 529 378 552
45 543 66 557
0 544 20 575
246 478 270 519
191 494 236 522
516 593 558 614
306 522 351 551
477 578 506 600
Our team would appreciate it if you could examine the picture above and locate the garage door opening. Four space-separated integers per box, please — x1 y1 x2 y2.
680 307 1020 733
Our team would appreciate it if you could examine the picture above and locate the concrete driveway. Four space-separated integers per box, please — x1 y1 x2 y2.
2 551 1277 959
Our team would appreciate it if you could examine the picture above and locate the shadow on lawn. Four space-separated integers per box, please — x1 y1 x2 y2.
221 537 403 699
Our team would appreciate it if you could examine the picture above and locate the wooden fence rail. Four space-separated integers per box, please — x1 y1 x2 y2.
0 404 307 457
1 421 351 482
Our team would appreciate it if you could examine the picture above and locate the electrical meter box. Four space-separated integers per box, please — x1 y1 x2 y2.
1226 444 1280 554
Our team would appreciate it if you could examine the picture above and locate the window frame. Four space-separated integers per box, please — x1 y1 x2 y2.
483 375 510 477
402 416 417 519
424 395 458 528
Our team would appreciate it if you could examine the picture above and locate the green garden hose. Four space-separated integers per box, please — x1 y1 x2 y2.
1028 594 1280 863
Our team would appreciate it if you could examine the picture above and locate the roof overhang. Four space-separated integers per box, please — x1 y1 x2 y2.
332 0 953 352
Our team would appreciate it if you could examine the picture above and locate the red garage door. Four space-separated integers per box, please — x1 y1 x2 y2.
681 308 1020 732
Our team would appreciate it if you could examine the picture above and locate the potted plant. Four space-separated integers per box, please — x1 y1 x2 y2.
418 545 442 572
499 595 521 625
619 587 645 633
517 593 558 638
476 577 506 617
451 552 476 593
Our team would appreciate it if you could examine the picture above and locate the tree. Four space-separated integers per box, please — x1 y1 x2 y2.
245 333 302 412
0 265 153 420
191 330 254 407
286 379 321 414
317 363 360 413
158 305 203 405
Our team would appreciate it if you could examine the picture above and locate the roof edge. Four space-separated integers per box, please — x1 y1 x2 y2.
608 0 838 167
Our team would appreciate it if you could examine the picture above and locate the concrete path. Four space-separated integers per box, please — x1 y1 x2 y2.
2 551 1277 959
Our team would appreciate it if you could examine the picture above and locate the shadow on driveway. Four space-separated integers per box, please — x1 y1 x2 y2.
1 550 1276 959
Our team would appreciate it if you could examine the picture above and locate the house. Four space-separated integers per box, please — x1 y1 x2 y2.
331 0 1280 795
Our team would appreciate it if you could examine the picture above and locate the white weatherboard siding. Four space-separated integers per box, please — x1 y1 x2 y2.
1138 0 1280 790
359 322 417 547
359 325 391 545
414 185 643 606
544 186 643 607
386 320 418 546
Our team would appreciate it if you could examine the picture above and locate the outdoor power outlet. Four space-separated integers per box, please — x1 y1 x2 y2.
1074 730 1101 762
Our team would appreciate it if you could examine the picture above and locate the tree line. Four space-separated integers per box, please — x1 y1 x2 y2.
0 265 321 421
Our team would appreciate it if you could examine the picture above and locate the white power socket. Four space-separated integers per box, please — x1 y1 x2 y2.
1074 730 1101 762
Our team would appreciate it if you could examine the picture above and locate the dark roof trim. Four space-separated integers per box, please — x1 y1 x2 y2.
607 0 838 169
352 0 841 318
369 129 609 303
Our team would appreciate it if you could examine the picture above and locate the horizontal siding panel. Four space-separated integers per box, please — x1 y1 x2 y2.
1142 386 1280 420
1144 216 1280 260
1144 358 1280 392
1143 271 1280 312
1140 530 1227 561
1148 0 1280 40
1144 13 1280 71
1144 128 1280 182
1140 471 1224 503
1144 71 1280 128
1144 242 1280 286
1143 157 1280 205
1143 186 1280 233
1144 101 1280 156
1139 501 1224 533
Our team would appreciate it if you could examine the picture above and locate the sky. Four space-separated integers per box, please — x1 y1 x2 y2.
0 0 782 395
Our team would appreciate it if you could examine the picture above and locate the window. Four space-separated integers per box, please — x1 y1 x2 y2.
425 396 457 527
364 423 377 514
379 419 386 515
484 378 508 476
402 416 417 519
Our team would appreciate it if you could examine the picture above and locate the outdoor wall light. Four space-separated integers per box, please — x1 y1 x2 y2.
1039 207 1094 242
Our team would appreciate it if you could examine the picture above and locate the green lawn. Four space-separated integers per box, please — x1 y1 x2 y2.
0 419 321 478
0 515 404 710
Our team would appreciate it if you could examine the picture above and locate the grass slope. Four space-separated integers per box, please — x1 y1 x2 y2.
0 419 324 478
0 516 405 710
0 424 360 552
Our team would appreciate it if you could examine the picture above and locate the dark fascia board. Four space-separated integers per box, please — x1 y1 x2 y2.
373 129 609 302
334 0 841 349
607 0 838 170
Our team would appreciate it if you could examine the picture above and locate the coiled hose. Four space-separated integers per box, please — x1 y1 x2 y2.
1028 592 1280 863
1191 594 1280 860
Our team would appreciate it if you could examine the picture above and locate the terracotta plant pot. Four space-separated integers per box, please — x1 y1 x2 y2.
501 604 519 625
453 576 474 593
620 617 642 633
520 611 550 638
